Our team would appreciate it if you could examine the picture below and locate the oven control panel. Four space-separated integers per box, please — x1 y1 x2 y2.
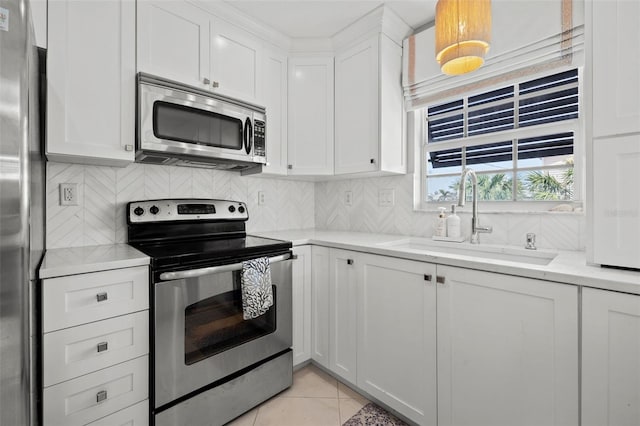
127 199 248 223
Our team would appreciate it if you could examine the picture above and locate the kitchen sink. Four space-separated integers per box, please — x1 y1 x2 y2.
377 238 558 265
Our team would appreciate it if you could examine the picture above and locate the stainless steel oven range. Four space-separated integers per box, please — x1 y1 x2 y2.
127 199 293 426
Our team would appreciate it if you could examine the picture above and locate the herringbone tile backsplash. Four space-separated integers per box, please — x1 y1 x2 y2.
46 162 584 251
46 162 315 249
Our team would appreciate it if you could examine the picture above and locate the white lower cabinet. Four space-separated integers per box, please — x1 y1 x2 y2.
357 253 437 426
86 400 148 426
291 246 312 366
311 246 331 368
582 288 640 426
328 249 359 383
436 266 579 426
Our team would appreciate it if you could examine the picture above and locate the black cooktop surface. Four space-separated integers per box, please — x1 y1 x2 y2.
131 235 292 270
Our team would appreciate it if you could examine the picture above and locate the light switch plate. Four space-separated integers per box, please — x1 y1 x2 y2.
344 191 353 206
379 189 395 207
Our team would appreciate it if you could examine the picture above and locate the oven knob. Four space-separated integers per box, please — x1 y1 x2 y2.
150 205 159 215
133 207 144 216
228 205 236 213
238 206 245 214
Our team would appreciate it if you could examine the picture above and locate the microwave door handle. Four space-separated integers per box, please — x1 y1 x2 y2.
158 253 292 281
244 118 252 154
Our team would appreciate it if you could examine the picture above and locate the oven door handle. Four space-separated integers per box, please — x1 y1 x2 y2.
158 253 292 281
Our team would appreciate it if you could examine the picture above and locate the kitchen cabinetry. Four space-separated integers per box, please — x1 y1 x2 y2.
328 249 359 383
138 1 262 104
261 48 289 175
334 34 405 175
47 0 135 166
357 253 437 426
311 246 331 368
41 266 150 426
582 288 640 426
291 246 312 366
436 265 578 426
287 56 335 175
589 0 640 269
137 1 209 89
592 0 640 138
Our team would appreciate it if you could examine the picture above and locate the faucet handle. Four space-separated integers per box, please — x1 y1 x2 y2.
476 225 493 233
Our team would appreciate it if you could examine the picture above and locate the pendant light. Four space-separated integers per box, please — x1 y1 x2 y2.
435 0 491 75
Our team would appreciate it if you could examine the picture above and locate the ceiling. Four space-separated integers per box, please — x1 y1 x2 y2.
222 1 437 38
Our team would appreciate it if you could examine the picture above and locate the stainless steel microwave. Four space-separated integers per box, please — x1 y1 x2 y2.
137 73 266 173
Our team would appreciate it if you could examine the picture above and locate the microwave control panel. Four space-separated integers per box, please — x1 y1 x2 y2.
254 120 265 157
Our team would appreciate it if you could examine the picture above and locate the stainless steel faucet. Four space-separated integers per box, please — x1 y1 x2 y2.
457 168 493 244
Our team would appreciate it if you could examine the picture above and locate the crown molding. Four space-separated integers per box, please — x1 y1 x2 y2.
332 5 413 51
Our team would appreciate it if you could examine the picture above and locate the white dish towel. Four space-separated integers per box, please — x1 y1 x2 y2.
241 257 273 320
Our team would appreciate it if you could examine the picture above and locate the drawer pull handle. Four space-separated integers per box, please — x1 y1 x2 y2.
96 292 108 302
347 259 354 265
97 342 108 353
96 390 108 403
436 276 445 284
424 274 432 281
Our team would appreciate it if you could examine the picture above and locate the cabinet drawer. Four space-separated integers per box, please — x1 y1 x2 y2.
43 311 149 387
43 355 148 426
43 266 149 332
86 400 148 426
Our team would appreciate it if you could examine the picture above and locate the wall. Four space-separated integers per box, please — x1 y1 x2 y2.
315 174 586 251
45 162 315 249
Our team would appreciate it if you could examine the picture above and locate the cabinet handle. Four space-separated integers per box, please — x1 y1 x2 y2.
96 292 108 302
370 158 375 164
287 164 293 170
124 144 133 152
424 274 432 281
96 390 108 403
212 81 220 88
346 259 354 265
97 342 108 353
203 78 210 85
436 276 445 284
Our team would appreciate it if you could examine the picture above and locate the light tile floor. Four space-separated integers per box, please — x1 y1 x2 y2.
226 364 370 426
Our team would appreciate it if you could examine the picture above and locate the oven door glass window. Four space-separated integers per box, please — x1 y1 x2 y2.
153 101 243 150
184 283 276 365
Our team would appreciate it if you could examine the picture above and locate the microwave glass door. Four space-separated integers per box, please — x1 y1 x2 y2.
153 101 244 150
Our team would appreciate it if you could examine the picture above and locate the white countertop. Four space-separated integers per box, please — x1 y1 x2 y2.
40 244 150 279
254 229 640 295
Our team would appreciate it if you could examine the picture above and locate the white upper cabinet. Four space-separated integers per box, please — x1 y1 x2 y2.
47 0 135 166
436 266 579 426
137 1 210 89
210 18 262 104
592 0 640 138
261 48 288 175
582 288 640 426
287 56 335 175
334 34 406 175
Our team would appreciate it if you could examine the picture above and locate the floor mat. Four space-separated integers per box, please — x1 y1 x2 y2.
342 402 408 426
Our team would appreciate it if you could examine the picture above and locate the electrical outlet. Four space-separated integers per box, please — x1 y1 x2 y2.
59 183 78 206
344 191 353 206
258 191 266 205
379 189 395 207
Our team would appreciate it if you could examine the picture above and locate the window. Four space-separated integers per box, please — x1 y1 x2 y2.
422 69 581 208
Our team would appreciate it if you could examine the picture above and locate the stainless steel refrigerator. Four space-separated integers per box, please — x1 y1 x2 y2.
0 0 44 424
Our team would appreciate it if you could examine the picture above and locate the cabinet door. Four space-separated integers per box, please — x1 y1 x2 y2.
261 49 288 175
210 18 262 103
592 0 640 137
288 57 334 175
311 246 330 368
47 0 135 166
291 246 312 366
437 266 578 426
328 249 358 383
137 0 209 89
592 135 640 269
357 254 436 426
583 288 640 426
334 37 379 174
